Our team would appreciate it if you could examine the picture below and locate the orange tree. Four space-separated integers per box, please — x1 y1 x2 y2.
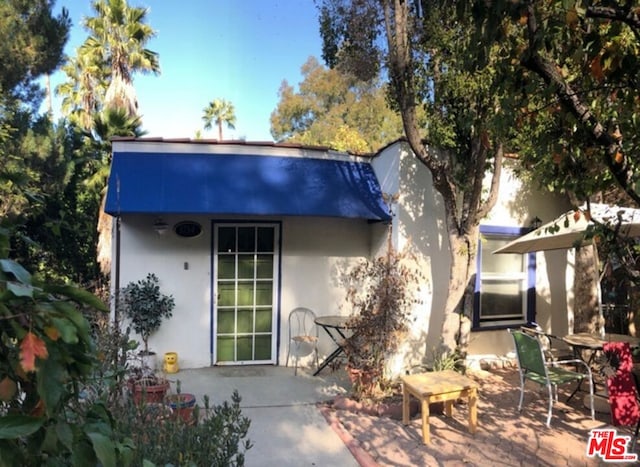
467 0 640 205
0 230 133 466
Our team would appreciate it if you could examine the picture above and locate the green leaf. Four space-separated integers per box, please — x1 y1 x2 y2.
45 284 108 312
0 415 45 439
50 317 79 344
56 421 74 451
52 303 91 344
7 281 34 298
0 439 24 467
71 438 97 466
0 260 31 285
86 431 116 467
37 358 67 415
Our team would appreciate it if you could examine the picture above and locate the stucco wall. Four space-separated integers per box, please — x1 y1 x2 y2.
114 214 382 369
116 215 213 369
371 141 575 366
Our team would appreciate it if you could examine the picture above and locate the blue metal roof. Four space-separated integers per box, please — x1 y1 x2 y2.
104 152 391 221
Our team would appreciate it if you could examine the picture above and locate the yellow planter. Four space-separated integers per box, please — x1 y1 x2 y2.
163 352 179 373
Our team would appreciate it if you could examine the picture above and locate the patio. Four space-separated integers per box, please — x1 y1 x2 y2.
325 366 639 466
164 364 638 466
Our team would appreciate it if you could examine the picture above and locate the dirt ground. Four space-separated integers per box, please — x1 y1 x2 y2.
321 367 640 467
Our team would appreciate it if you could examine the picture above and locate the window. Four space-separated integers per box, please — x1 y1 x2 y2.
473 226 535 330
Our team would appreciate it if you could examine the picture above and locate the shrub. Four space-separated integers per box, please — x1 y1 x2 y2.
342 231 423 401
113 391 252 466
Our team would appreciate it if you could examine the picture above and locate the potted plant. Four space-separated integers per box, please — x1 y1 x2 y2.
127 367 171 405
341 231 422 402
165 380 197 424
120 273 174 403
120 272 175 371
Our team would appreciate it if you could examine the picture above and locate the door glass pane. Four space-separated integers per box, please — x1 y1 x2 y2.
255 309 272 332
217 337 235 362
215 224 276 363
237 308 254 333
218 283 235 307
256 255 273 279
238 227 255 252
255 335 271 360
257 227 274 252
237 282 254 306
218 227 235 252
218 255 235 279
217 310 235 334
255 281 272 305
237 336 253 360
237 255 255 279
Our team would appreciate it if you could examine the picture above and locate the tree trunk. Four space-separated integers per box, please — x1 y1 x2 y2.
97 194 112 276
573 245 602 333
440 229 480 355
382 0 502 357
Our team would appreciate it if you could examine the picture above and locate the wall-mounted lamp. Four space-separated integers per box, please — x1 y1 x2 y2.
153 218 169 235
530 216 542 230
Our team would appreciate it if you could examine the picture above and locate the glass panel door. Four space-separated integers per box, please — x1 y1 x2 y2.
214 224 278 364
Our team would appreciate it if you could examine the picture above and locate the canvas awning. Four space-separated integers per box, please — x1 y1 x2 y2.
493 204 640 254
104 151 391 221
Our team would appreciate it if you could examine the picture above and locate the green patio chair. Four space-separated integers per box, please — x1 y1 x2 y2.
509 329 595 427
520 325 574 362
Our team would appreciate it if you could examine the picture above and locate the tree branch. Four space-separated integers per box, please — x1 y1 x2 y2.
522 4 640 205
476 142 503 220
587 5 640 41
383 0 460 229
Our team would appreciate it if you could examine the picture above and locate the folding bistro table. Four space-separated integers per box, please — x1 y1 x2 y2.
313 315 350 376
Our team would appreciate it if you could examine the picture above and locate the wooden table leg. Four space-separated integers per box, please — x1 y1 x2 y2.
444 400 453 417
421 397 430 444
402 384 410 425
468 387 478 434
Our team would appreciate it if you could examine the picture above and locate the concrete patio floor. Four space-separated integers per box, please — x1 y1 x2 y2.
167 364 640 466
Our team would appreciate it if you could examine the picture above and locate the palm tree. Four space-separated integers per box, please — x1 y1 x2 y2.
202 99 237 140
81 0 160 117
59 0 160 276
56 54 107 131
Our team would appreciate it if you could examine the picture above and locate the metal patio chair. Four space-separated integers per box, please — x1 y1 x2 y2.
509 329 595 427
520 324 574 362
285 307 319 375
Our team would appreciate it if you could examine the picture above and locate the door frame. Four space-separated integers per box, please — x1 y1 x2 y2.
210 220 282 365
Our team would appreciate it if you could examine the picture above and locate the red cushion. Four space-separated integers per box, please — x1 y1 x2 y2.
603 341 640 427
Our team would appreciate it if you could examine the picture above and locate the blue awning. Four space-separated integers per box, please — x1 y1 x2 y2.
104 152 391 221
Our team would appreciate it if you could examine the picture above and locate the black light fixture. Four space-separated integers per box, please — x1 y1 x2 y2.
530 216 542 230
153 218 169 235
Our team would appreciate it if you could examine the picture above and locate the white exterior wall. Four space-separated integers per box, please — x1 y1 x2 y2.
115 214 380 369
116 215 213 369
371 141 575 366
111 138 578 372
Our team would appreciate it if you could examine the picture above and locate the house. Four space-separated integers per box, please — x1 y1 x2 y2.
104 137 578 371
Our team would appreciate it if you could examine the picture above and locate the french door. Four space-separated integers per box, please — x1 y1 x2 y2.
213 223 279 364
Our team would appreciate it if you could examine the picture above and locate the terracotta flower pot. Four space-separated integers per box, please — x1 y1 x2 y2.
166 393 197 424
128 377 170 405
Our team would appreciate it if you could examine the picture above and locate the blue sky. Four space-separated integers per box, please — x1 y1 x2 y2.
51 1 323 141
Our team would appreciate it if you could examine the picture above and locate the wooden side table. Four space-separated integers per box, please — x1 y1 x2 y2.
402 369 478 444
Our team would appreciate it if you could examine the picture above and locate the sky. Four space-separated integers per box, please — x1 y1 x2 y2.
50 0 324 141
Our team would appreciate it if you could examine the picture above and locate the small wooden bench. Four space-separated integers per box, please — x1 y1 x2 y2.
402 369 478 444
